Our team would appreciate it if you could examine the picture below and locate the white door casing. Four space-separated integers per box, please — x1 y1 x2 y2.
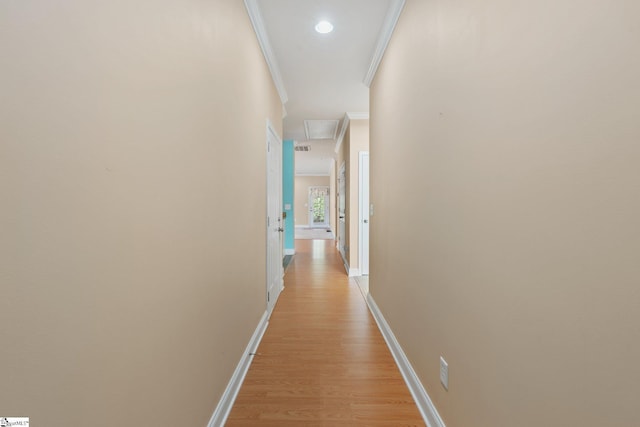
359 152 370 276
266 121 283 316
338 162 346 260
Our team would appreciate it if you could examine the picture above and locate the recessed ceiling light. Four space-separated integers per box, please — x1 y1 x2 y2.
315 21 334 34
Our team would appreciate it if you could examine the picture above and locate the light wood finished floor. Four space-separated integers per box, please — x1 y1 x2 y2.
226 239 425 426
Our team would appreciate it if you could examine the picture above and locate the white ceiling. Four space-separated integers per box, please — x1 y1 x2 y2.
252 0 396 175
294 140 337 176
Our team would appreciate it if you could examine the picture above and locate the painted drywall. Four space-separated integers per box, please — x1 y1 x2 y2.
0 1 282 426
334 119 369 272
283 140 295 253
369 1 640 426
294 176 331 226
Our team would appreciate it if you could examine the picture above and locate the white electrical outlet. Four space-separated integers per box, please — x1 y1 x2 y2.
440 356 449 390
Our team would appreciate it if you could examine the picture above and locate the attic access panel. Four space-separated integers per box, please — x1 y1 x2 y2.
304 120 339 140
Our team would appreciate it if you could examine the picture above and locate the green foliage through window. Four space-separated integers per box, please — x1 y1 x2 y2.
311 189 327 223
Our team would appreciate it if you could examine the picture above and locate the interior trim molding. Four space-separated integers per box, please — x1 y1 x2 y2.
366 295 447 427
340 251 349 275
335 113 350 153
348 267 361 277
244 0 289 105
347 112 369 120
207 311 269 427
334 112 368 153
363 0 406 87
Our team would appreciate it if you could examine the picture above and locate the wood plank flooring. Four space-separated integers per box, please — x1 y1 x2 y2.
226 239 425 426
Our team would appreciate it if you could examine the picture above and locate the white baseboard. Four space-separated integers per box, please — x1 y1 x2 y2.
207 311 269 427
366 295 446 427
340 251 349 275
348 267 361 277
284 249 295 255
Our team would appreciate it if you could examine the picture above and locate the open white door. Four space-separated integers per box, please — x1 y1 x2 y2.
359 152 370 275
266 122 283 316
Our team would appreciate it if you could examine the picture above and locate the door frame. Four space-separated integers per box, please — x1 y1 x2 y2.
337 162 347 260
358 151 370 276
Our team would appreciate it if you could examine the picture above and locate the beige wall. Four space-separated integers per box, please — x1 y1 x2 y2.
335 119 369 271
347 119 369 271
370 1 640 426
294 176 330 226
0 1 281 426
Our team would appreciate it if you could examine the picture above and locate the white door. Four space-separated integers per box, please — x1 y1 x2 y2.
359 152 370 275
338 163 346 260
266 122 283 315
308 186 330 227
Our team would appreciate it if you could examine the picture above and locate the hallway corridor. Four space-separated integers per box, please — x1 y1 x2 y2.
226 239 424 426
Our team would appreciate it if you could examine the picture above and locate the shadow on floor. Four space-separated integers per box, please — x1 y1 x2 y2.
283 254 293 270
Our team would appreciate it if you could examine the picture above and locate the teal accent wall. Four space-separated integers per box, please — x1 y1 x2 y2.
282 140 295 254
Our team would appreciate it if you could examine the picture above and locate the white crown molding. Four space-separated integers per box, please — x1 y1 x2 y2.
334 113 350 153
207 311 269 427
363 0 406 88
334 112 369 153
244 0 289 105
366 295 447 427
347 112 369 120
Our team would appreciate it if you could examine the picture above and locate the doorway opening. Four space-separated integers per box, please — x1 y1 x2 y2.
308 186 330 228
